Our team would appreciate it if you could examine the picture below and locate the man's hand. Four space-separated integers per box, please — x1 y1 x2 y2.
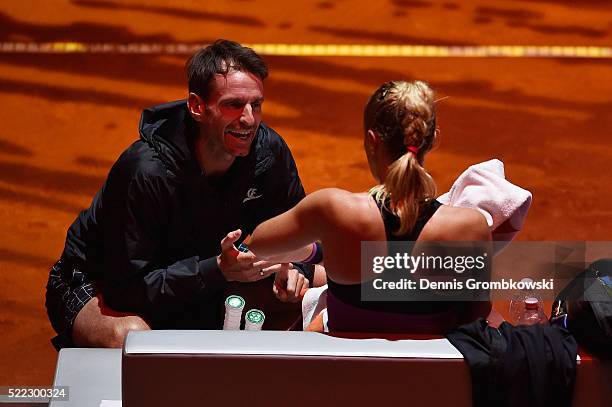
218 229 275 282
273 264 309 303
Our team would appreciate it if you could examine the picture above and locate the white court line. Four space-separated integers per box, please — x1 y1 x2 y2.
0 42 611 58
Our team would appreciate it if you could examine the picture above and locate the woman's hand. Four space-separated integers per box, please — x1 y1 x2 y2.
272 264 309 303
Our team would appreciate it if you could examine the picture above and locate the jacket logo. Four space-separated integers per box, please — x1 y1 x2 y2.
243 188 263 203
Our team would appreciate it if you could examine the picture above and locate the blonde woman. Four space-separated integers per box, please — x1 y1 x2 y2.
227 81 491 333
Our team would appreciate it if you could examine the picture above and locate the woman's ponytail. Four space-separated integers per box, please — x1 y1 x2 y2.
366 80 438 236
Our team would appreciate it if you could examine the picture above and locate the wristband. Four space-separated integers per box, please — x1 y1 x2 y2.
237 234 252 253
292 262 314 283
301 241 323 264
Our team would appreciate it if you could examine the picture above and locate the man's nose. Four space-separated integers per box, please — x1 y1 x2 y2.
239 104 255 127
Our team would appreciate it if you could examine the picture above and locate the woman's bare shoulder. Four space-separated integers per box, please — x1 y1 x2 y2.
422 205 490 241
307 188 371 210
308 189 382 238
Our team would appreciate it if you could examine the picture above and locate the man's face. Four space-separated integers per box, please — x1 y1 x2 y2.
201 70 264 158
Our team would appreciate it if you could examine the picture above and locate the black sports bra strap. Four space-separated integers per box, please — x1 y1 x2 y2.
371 193 441 241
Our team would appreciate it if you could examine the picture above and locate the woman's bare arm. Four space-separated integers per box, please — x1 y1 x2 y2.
247 187 370 263
420 206 491 242
247 189 340 260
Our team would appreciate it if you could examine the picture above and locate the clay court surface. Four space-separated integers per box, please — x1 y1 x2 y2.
0 0 611 386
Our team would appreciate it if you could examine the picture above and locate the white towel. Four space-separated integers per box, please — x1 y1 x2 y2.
437 159 532 247
302 285 328 330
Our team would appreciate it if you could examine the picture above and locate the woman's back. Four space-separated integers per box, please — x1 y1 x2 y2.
313 188 490 333
317 188 489 285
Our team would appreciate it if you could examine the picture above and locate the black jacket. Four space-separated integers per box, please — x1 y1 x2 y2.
447 319 577 407
62 100 305 327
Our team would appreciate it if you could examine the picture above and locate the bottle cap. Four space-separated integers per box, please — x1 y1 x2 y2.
524 297 539 309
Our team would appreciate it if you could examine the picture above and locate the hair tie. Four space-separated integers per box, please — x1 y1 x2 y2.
406 145 419 155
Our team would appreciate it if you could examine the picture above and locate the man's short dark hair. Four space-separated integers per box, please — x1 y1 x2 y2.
186 39 268 100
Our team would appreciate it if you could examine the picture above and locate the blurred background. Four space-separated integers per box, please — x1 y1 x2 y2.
0 0 610 386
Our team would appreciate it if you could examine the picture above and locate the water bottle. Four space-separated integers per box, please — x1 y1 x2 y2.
509 278 546 325
516 297 548 326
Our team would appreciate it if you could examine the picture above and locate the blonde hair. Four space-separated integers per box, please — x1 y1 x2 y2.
365 80 437 236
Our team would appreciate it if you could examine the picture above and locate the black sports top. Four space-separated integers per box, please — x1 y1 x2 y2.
378 197 442 242
327 196 447 315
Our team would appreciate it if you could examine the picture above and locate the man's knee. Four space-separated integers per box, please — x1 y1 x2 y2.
109 316 151 348
108 322 132 349
73 296 150 348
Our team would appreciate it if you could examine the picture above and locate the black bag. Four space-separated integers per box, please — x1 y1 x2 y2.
552 258 612 356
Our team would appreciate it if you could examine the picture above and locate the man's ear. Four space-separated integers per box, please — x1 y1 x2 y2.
187 92 205 122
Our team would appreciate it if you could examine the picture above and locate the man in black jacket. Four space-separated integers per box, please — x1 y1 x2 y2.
45 40 311 349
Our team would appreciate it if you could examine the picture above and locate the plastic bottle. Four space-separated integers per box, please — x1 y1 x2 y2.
516 297 548 326
509 278 547 325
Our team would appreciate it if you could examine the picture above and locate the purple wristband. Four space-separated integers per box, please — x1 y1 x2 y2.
301 242 318 264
